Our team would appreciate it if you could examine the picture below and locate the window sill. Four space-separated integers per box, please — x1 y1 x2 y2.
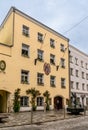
21 82 29 85
37 83 44 86
50 84 56 87
22 55 29 58
50 62 55 65
61 86 66 89
22 33 29 37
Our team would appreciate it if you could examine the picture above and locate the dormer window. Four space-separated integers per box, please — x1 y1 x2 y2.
38 32 43 42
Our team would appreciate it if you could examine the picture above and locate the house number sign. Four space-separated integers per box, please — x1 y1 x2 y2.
0 60 6 71
43 63 51 75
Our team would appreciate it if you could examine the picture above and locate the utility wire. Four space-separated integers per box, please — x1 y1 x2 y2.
63 15 88 34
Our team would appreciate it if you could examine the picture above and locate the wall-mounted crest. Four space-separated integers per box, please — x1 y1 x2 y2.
0 60 6 71
43 63 51 75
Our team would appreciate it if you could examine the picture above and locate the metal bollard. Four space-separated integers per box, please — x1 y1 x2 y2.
84 106 86 116
64 105 66 119
31 108 33 124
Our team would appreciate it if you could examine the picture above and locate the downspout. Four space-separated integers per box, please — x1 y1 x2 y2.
11 8 15 47
68 46 71 100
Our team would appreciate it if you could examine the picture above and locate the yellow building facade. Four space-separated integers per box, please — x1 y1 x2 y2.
0 7 69 112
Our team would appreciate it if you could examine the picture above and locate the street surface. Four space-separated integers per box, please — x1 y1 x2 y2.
0 116 88 130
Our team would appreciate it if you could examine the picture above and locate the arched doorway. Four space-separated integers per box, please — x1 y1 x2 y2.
54 96 63 110
0 90 10 113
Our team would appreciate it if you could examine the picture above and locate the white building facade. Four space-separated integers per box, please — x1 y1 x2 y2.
69 45 88 108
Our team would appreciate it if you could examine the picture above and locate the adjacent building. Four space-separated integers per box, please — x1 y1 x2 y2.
0 7 69 112
69 45 88 107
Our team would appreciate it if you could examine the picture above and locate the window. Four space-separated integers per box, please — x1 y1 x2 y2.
37 97 44 106
70 55 73 63
82 83 85 90
70 68 73 76
37 49 44 61
22 44 29 57
76 82 79 90
38 32 43 42
87 84 88 91
50 38 55 48
61 78 66 88
75 57 78 65
50 54 55 65
60 44 65 52
37 73 44 85
61 58 65 68
70 81 74 89
22 25 29 36
21 70 29 84
49 98 52 105
81 61 83 68
50 75 56 87
76 69 79 77
85 63 88 70
20 96 29 107
86 73 88 80
82 72 85 79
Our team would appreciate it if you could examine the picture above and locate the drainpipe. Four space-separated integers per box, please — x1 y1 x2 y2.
11 7 15 47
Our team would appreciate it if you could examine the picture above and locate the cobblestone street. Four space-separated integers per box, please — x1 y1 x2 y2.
0 110 88 129
1 116 88 130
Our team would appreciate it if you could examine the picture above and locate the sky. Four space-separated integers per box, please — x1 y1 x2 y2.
0 0 88 53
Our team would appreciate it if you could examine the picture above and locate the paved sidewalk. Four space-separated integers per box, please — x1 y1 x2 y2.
0 110 87 128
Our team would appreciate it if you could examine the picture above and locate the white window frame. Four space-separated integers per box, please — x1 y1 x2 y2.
22 44 29 57
37 73 44 85
20 96 29 107
61 78 66 88
37 49 43 61
22 25 29 36
38 32 43 42
61 58 65 68
50 38 55 48
60 43 65 52
50 75 56 87
37 97 44 106
21 70 29 84
50 54 55 64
